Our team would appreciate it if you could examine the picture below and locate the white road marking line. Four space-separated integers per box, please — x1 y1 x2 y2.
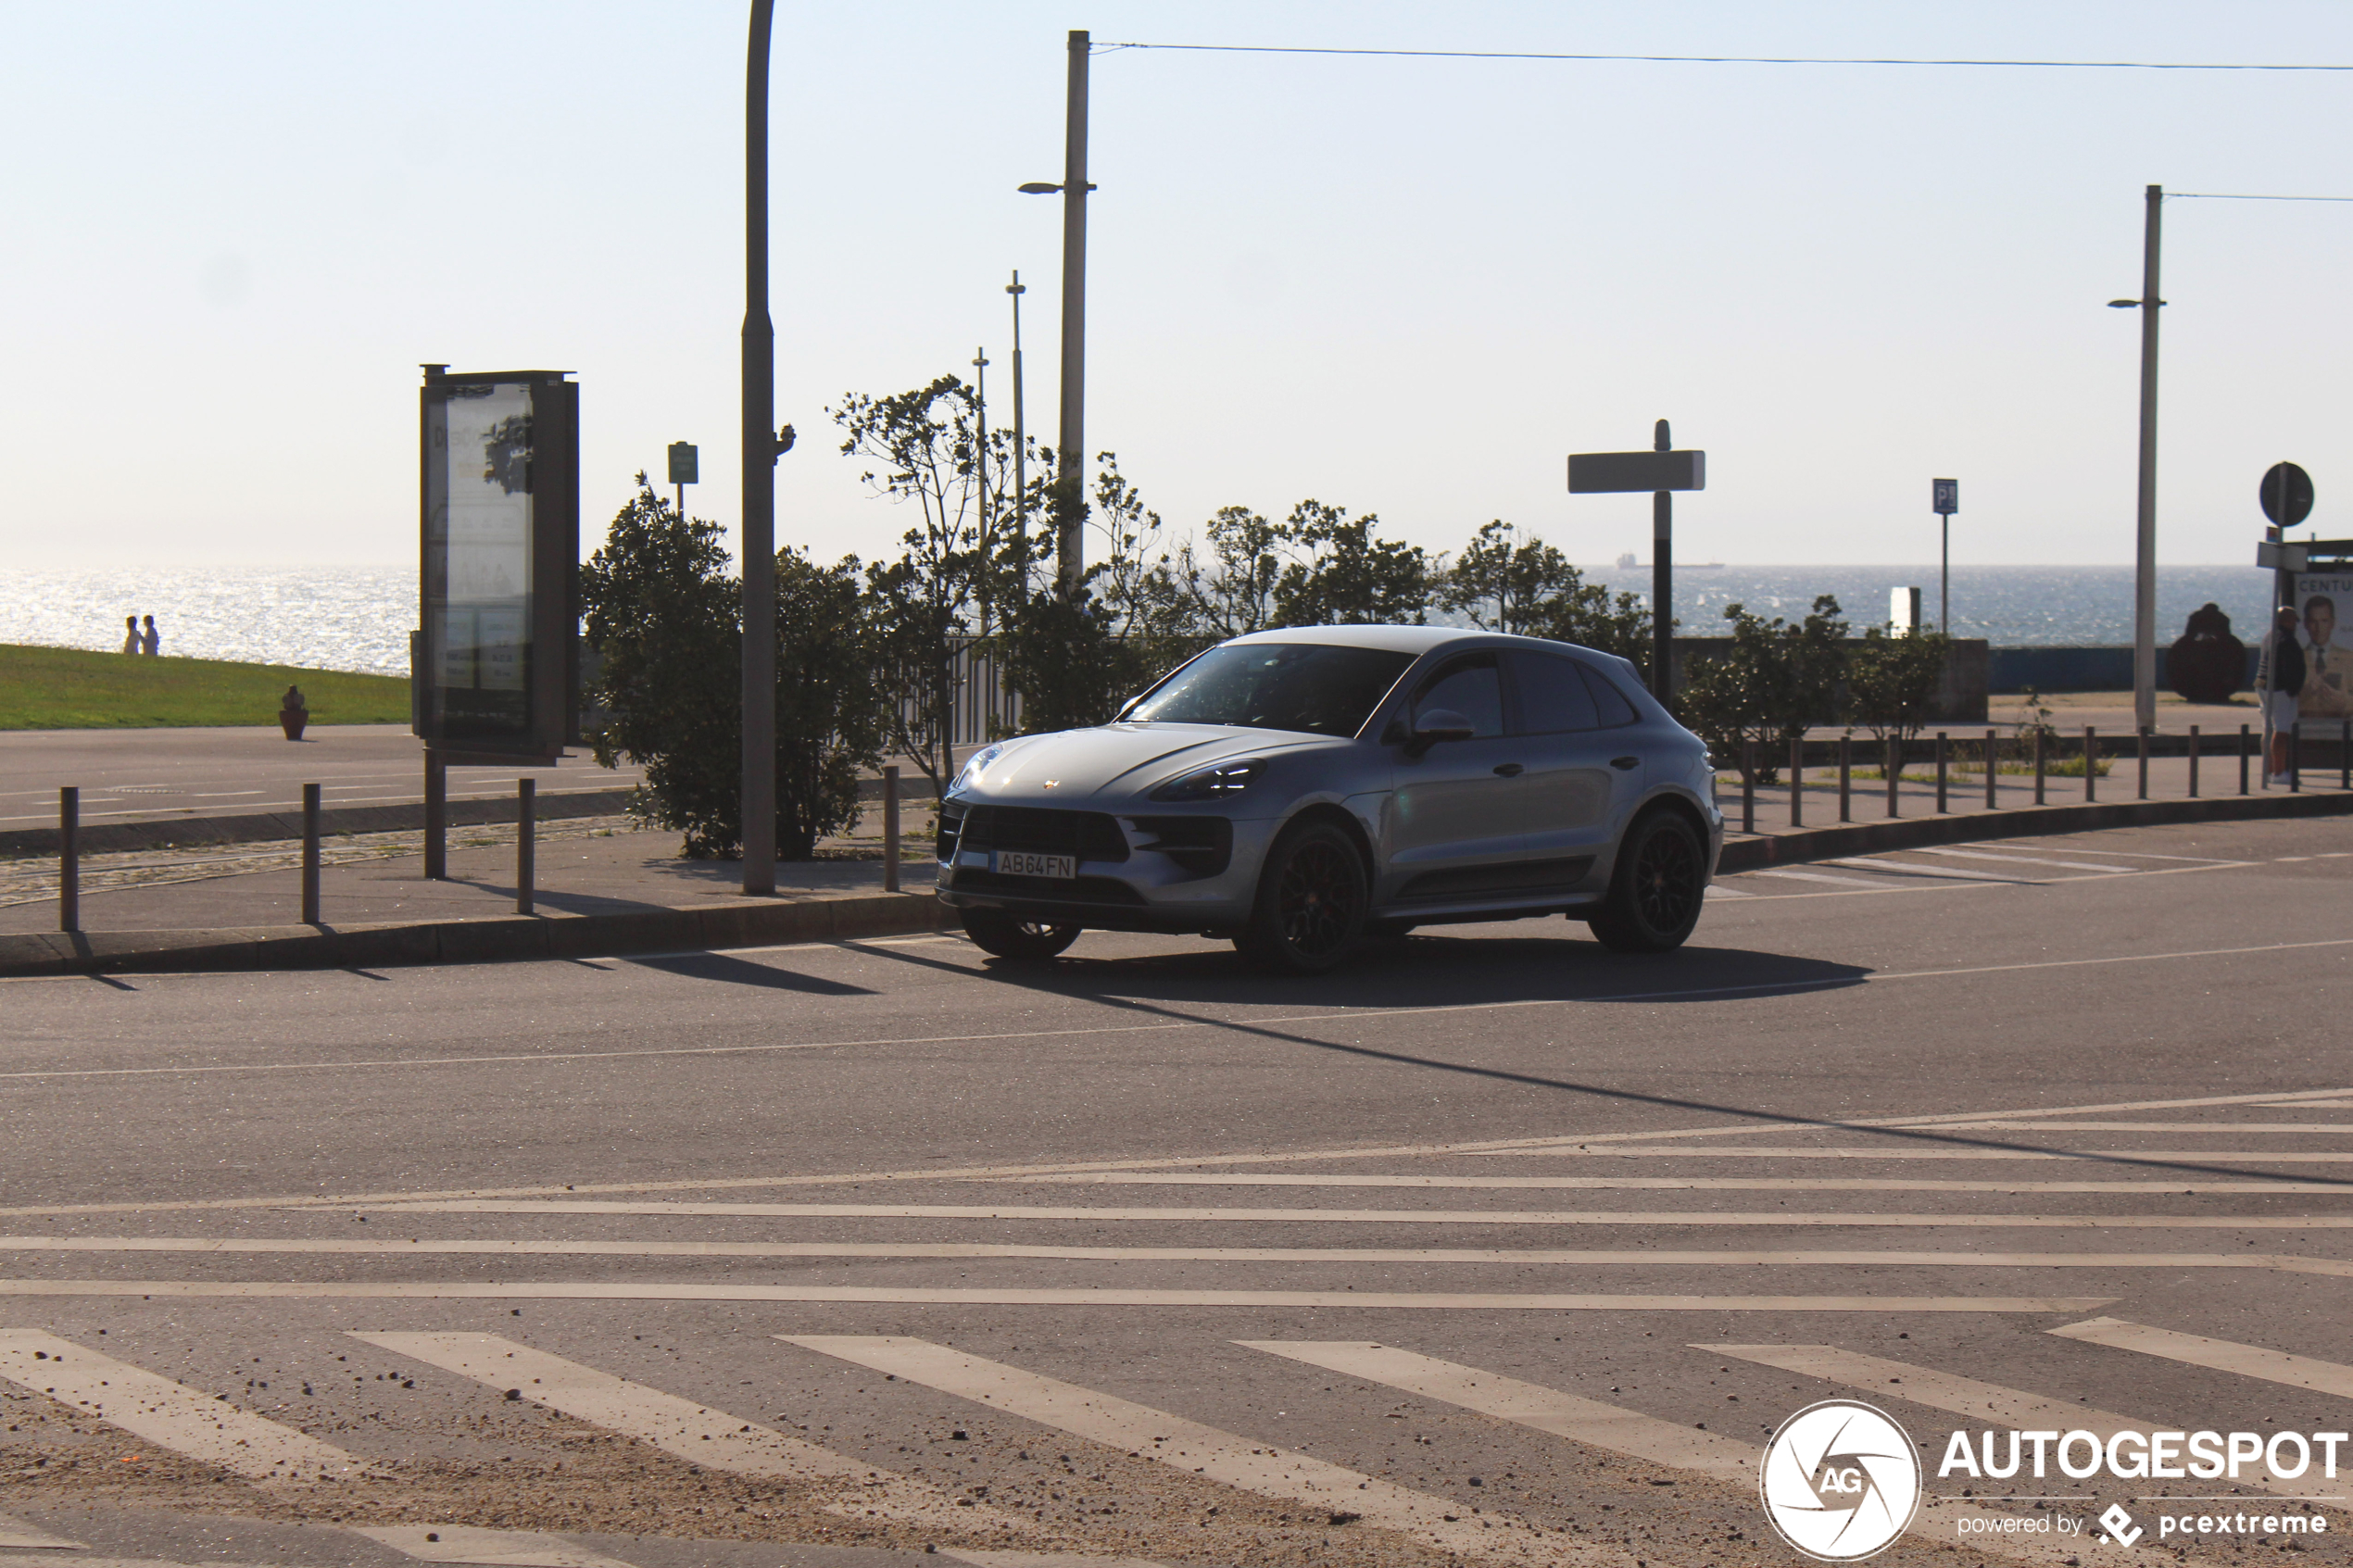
15 1082 2353 1222
1004 1173 2353 1195
0 1515 87 1549
1243 1340 1754 1478
1703 884 1755 898
941 1554 1169 1568
9 1236 2346 1273
780 1336 1577 1567
351 1526 636 1567
318 1198 2353 1229
2008 846 2237 863
1932 1123 2353 1134
0 1329 376 1484
1241 1342 2074 1563
0 1281 2107 1311
1699 1342 2315 1501
1910 847 2158 872
1743 868 1899 886
1463 1148 2353 1162
2048 1317 2353 1399
351 1333 1029 1537
1822 857 2043 884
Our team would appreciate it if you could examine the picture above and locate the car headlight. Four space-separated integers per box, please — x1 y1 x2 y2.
952 743 1006 794
1150 758 1265 802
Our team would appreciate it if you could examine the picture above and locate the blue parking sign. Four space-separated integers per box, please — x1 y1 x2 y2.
1932 477 1958 515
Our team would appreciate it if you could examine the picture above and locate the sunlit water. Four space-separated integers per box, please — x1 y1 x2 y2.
0 563 2281 676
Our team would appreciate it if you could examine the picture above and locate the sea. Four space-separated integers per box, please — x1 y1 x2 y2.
0 563 2283 677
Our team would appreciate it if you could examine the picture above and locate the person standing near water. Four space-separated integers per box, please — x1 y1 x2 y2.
2259 603 2306 785
140 615 160 657
121 615 140 655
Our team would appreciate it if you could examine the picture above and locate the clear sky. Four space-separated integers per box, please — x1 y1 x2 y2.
5 1 2350 574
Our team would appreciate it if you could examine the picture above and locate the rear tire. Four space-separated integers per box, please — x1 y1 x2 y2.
961 907 1083 960
1588 809 1706 953
1234 820 1369 974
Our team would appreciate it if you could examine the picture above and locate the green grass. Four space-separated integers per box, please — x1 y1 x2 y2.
0 644 410 730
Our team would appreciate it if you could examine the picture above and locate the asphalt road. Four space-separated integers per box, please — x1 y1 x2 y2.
2 814 2349 1568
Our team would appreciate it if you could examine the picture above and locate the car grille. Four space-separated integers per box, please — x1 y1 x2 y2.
937 803 1129 864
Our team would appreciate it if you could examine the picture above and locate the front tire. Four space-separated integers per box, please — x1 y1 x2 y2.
1588 809 1706 953
961 907 1082 960
1235 820 1369 974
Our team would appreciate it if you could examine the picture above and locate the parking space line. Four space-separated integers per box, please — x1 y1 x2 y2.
351 1525 636 1567
940 1552 1169 1568
2048 1317 2353 1399
1930 1123 2353 1135
778 1335 1577 1566
1697 1343 2317 1502
1912 847 2163 873
1003 1173 2353 1194
1743 868 1904 886
352 1333 1030 1536
0 1329 376 1484
1823 857 2044 884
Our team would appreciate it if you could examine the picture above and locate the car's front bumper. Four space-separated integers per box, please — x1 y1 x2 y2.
933 801 1277 935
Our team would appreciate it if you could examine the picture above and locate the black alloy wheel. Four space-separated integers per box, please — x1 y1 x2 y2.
1588 809 1705 953
961 907 1084 960
1237 821 1368 973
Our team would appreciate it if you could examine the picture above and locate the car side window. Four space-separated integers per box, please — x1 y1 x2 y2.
1507 651 1603 734
1578 663 1641 727
1412 654 1504 738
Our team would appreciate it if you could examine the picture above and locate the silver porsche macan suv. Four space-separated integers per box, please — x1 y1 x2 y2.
936 625 1723 972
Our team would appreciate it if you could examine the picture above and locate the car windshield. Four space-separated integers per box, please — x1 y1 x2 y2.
1125 643 1416 738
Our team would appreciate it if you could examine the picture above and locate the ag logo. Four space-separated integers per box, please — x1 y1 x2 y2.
1759 1399 1922 1561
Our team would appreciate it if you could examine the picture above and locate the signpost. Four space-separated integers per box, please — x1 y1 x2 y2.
1568 420 1706 702
1931 477 1957 633
668 441 698 521
417 365 580 876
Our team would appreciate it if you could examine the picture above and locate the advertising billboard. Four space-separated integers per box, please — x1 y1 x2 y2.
417 367 579 761
2291 571 2353 725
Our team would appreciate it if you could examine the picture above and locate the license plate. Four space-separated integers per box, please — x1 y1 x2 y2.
995 850 1076 880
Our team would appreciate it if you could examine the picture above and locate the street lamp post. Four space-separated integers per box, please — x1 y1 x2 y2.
1021 29 1092 592
2109 183 2165 734
741 0 776 895
1007 271 1029 585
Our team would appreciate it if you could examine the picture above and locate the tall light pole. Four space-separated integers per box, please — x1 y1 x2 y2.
1007 271 1029 586
2109 183 2165 734
740 1 790 895
1020 30 1092 592
971 345 990 624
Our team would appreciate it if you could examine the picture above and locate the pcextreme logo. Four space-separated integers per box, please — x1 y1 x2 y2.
1759 1400 1923 1562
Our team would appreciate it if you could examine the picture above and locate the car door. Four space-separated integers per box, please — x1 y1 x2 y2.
1506 649 1646 883
1382 650 1531 900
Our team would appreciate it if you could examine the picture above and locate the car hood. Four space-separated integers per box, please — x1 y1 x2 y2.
952 723 1340 803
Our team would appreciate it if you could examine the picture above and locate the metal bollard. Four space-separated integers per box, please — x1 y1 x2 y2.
2033 728 2046 804
423 751 447 880
2136 726 2150 800
1789 734 1803 827
2291 726 2302 794
301 784 321 925
2240 723 2250 796
2083 725 2096 802
1741 742 1755 834
1934 732 1948 814
2188 725 2200 798
882 764 901 893
1838 734 1852 822
58 786 79 934
516 778 535 915
2343 719 2350 792
1885 736 1900 819
1984 727 1998 809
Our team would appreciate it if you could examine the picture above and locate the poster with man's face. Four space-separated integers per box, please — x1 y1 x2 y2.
2294 572 2353 721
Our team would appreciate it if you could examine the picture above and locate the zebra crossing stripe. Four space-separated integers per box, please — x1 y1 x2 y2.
2049 1317 2353 1399
779 1335 1579 1566
351 1525 635 1567
1237 1342 2079 1563
1697 1343 2319 1502
350 1333 1032 1537
1240 1341 1754 1477
0 1513 87 1549
0 1329 375 1485
1823 857 2043 883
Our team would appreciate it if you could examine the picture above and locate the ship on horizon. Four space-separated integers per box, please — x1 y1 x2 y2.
1614 552 1723 570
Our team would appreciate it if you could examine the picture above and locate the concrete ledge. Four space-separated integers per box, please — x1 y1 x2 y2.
1718 787 2353 872
0 788 637 859
0 888 953 978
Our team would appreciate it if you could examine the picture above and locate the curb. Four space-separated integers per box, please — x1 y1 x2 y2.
1716 787 2353 872
0 889 953 979
0 788 638 859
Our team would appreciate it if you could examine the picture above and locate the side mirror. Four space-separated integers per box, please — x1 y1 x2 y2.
1404 709 1475 759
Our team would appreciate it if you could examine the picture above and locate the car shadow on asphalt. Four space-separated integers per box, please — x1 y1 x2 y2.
624 950 874 995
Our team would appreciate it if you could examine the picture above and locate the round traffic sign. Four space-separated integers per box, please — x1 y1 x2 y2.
2260 462 2313 527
